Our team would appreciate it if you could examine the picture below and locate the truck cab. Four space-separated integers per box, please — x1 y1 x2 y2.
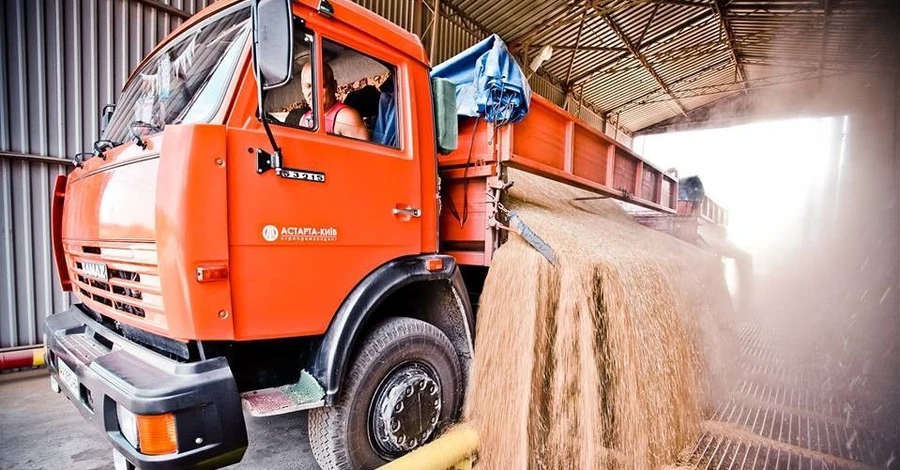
45 1 473 469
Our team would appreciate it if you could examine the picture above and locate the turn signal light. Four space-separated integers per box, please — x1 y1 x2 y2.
196 265 228 282
135 413 178 455
425 258 444 272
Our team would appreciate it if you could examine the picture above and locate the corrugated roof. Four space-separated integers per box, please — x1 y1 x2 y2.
443 0 899 133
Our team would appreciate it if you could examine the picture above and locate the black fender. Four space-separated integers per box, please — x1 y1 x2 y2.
308 254 474 402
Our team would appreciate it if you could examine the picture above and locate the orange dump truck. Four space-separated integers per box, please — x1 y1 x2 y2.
44 1 678 469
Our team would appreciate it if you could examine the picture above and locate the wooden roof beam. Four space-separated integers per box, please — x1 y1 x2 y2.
818 0 832 87
569 10 713 85
564 11 590 86
511 0 595 50
526 44 627 52
605 58 733 115
602 13 689 116
711 0 749 94
438 0 493 36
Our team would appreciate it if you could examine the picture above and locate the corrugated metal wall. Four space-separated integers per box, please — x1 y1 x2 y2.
530 74 566 108
0 0 213 348
0 0 624 349
355 0 418 34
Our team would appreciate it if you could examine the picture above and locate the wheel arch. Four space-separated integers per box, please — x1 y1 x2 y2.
308 254 474 403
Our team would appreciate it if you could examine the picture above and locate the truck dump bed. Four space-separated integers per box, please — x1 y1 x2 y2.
437 94 678 266
632 195 729 248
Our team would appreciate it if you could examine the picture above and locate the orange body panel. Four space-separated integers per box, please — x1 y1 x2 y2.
438 95 678 265
62 139 168 334
56 0 438 341
218 2 437 340
155 125 235 340
439 95 677 214
62 126 235 340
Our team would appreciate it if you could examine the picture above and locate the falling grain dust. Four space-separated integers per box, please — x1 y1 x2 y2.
465 169 737 470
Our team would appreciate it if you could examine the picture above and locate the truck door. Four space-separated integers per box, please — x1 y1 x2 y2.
225 18 422 339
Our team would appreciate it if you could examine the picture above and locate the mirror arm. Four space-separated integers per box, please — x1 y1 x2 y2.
251 1 284 176
100 103 116 137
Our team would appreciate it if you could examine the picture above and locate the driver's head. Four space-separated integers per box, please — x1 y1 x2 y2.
300 61 337 109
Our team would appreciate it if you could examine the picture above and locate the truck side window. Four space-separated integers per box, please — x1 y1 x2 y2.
320 39 400 148
264 18 317 131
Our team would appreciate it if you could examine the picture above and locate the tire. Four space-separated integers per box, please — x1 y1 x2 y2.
308 317 462 470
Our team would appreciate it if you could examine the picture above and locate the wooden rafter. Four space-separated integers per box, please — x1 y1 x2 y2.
636 3 660 47
565 11 590 86
526 44 627 52
512 0 596 50
602 13 689 116
568 10 714 85
818 0 832 87
605 58 733 114
711 0 748 93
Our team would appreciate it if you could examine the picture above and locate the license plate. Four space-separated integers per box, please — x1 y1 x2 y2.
82 261 108 280
57 359 79 396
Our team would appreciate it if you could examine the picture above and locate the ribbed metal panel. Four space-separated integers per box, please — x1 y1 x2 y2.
529 74 565 108
354 0 417 33
0 0 212 348
433 8 481 65
0 156 70 348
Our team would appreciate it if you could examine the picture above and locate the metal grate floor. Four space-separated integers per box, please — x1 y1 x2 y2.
682 323 896 470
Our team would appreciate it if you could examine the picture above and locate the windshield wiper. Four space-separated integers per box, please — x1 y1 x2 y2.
130 120 161 132
73 139 121 166
93 139 120 158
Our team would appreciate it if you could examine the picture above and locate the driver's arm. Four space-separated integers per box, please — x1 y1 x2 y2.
333 107 370 141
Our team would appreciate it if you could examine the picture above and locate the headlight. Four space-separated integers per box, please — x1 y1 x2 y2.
116 404 178 455
117 404 139 450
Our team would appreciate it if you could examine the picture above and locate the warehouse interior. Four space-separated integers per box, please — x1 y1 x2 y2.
0 0 898 469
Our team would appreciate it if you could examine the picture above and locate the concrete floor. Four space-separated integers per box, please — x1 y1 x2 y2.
0 369 320 470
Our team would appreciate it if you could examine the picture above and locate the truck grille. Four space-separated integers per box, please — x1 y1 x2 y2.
66 242 162 323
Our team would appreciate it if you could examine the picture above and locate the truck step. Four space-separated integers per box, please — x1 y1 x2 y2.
241 371 326 417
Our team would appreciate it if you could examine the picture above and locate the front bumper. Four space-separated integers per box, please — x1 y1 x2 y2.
44 305 247 469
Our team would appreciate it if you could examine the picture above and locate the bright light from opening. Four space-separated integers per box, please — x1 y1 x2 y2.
634 116 843 276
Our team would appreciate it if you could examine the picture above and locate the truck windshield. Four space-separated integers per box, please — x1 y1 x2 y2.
103 5 251 144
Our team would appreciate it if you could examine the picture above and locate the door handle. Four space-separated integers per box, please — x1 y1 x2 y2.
392 206 422 218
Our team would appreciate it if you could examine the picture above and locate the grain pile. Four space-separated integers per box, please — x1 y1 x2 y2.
465 169 736 470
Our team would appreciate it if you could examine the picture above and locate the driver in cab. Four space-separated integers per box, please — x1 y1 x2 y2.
299 61 369 141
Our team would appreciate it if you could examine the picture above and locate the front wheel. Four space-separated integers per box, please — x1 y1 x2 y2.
308 317 463 470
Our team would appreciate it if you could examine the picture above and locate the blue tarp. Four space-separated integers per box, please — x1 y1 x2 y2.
431 34 531 125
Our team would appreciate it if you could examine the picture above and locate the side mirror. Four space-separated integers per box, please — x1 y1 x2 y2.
100 103 116 136
432 78 458 154
252 0 294 90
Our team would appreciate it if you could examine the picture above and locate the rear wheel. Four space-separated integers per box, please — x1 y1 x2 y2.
308 317 462 470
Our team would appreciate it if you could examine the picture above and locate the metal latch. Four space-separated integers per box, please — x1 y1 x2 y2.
393 207 422 218
487 202 557 266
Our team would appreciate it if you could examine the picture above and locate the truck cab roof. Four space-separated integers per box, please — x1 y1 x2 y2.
128 0 430 87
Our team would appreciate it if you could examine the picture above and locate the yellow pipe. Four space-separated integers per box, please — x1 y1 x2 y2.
33 348 45 366
378 424 478 470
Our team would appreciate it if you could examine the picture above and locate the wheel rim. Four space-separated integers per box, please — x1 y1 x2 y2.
368 361 442 458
